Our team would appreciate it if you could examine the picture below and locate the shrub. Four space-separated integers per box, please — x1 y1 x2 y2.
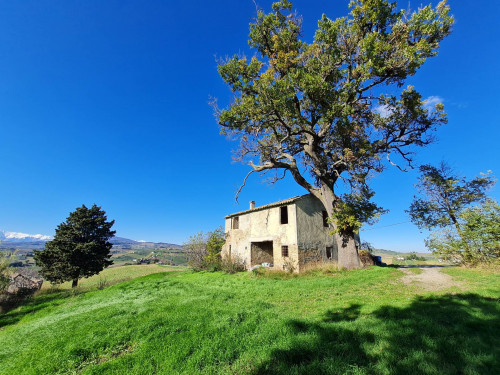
185 232 208 271
185 227 227 272
220 255 245 274
405 252 426 261
358 250 376 266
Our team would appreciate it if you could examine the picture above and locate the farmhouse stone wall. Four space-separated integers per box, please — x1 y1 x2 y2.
223 194 340 273
223 202 299 271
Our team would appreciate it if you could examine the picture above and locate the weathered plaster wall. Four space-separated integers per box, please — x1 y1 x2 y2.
222 204 299 271
295 195 337 270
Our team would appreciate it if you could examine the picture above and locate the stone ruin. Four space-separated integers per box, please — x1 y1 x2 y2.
6 269 43 297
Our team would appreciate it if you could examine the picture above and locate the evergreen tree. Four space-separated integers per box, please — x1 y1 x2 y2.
34 204 116 287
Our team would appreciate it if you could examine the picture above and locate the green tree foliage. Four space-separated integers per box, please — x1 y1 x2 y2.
0 252 11 293
408 163 496 264
461 200 500 259
409 163 495 229
215 0 453 269
34 205 116 287
185 227 242 272
427 200 500 264
185 227 226 271
405 252 426 261
205 227 226 269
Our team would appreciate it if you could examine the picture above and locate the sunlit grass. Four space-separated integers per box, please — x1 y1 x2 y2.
40 264 185 291
0 265 498 374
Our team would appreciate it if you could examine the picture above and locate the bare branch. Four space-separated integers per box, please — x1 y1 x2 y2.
235 169 258 204
386 152 407 172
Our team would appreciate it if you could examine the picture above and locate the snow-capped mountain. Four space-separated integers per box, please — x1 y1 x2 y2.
0 231 182 251
0 230 53 243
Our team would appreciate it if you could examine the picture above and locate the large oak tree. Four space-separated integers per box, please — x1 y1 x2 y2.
215 0 453 269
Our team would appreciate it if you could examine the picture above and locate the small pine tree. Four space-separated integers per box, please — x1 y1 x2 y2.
34 204 116 287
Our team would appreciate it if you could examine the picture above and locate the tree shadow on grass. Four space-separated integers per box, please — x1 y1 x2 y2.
255 294 500 375
0 289 78 328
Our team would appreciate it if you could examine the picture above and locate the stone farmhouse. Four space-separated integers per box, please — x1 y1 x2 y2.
223 194 353 272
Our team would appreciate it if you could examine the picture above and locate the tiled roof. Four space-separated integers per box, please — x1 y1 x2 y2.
225 194 310 218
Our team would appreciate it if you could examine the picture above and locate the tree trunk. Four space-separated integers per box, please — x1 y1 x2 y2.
319 182 361 270
335 231 361 270
450 214 473 264
72 278 78 288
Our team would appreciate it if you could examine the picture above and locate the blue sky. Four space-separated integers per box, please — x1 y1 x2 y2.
0 0 498 251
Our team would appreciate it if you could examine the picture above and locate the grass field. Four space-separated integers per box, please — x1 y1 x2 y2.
0 265 498 374
111 248 188 267
41 264 185 291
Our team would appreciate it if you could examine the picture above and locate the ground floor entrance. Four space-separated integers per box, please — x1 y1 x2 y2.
250 241 274 266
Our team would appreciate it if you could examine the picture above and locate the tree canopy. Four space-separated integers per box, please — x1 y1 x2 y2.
34 204 116 287
408 163 495 230
408 163 496 264
215 0 453 268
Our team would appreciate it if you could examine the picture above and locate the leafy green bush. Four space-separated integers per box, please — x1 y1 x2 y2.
405 252 426 261
427 200 500 265
186 227 245 273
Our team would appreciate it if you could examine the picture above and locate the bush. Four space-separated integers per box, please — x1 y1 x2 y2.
185 232 209 271
359 250 376 266
220 255 245 274
405 252 426 261
427 200 500 265
185 227 229 272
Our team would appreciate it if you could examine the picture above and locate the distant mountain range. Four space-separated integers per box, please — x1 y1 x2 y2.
0 230 52 243
0 230 182 250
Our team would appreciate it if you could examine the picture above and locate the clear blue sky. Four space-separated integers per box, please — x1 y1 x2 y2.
0 0 498 251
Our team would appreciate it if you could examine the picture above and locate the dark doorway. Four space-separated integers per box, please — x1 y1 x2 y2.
251 241 274 266
326 246 338 261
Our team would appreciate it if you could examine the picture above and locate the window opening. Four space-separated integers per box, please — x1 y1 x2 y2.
280 206 288 224
232 216 239 229
322 211 329 227
282 245 289 257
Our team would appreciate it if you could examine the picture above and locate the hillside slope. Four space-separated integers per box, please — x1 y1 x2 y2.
0 266 498 374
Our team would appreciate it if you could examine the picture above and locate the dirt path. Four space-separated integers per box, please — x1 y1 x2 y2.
400 267 461 291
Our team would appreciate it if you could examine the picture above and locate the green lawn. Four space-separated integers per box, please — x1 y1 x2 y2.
41 264 184 291
0 265 498 374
